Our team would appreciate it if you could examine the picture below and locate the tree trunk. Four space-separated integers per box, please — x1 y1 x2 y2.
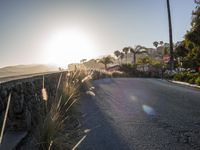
118 58 120 65
167 0 174 71
134 53 136 64
105 64 107 70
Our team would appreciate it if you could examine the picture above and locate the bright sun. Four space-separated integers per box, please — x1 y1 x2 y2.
42 28 97 67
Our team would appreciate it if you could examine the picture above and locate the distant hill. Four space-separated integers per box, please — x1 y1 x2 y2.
0 64 59 77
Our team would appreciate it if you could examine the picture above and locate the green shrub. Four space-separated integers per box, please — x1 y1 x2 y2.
195 77 200 85
173 72 188 82
172 72 200 85
173 73 185 81
120 64 138 77
163 73 173 79
188 78 196 84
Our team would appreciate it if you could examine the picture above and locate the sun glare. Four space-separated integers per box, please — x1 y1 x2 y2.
42 28 97 68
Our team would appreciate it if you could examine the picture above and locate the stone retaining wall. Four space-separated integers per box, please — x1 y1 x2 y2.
0 72 67 131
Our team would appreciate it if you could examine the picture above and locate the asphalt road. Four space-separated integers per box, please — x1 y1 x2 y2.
78 78 200 150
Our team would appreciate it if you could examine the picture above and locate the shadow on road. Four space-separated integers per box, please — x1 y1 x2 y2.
78 93 132 150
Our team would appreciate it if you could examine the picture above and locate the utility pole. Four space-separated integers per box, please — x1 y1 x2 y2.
166 0 174 71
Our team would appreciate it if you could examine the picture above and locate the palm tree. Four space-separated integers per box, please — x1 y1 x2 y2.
122 47 129 64
153 41 159 48
130 46 147 64
166 0 174 70
159 41 164 46
98 56 114 70
119 52 124 64
114 50 121 64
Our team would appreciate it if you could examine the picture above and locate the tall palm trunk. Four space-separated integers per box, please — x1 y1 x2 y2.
167 0 174 71
133 53 136 64
105 64 107 70
118 58 120 65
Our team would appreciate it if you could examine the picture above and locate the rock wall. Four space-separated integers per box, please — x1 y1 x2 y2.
0 72 67 131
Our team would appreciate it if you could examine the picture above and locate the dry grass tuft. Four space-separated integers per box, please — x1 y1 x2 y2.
42 88 48 101
34 69 94 150
0 93 11 144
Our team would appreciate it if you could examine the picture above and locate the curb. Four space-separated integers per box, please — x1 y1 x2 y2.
166 79 200 90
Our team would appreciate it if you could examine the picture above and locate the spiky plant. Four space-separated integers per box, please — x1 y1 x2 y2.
34 70 94 150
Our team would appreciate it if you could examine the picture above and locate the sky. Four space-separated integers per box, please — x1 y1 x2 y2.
0 0 197 68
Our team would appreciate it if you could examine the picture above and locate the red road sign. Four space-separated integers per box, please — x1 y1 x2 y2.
163 55 170 63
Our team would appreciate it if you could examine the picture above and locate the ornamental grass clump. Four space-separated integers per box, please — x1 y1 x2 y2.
34 69 95 150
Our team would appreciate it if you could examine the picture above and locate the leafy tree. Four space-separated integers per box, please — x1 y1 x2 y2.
172 1 200 70
174 41 189 58
183 1 200 69
130 46 147 64
98 56 114 70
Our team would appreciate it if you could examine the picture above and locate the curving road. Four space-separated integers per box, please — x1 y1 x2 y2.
78 78 200 150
